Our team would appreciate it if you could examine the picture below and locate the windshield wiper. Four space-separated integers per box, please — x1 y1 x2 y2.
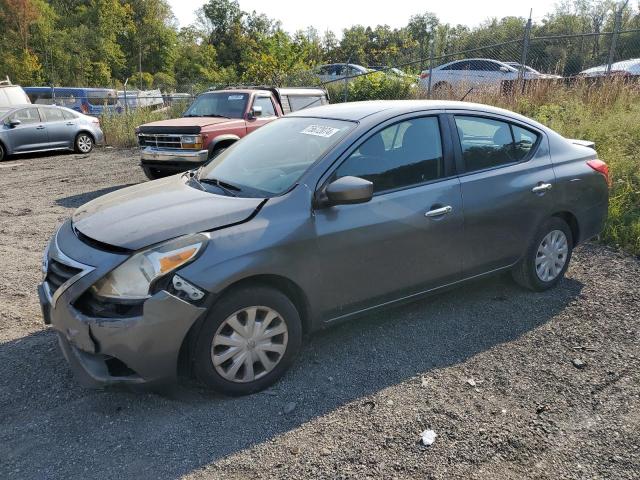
198 177 241 197
183 114 230 119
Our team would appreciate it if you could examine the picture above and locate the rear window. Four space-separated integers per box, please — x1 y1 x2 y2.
288 95 326 111
0 86 30 106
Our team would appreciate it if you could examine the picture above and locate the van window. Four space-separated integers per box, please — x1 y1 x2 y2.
334 117 444 193
87 91 118 105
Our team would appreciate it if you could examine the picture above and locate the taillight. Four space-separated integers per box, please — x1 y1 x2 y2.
420 72 430 79
587 159 611 187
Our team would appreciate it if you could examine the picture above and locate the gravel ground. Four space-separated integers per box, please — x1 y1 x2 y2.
0 148 638 480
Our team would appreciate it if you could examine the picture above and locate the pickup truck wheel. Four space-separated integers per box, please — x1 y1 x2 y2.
512 217 573 291
193 285 302 396
141 166 168 180
208 146 226 161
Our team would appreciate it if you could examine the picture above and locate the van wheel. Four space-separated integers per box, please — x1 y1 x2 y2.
193 286 302 396
74 133 94 153
512 217 573 291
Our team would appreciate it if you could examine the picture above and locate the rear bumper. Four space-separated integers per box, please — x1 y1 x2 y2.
140 147 208 171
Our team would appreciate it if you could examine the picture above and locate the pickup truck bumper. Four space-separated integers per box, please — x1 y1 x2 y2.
140 147 209 173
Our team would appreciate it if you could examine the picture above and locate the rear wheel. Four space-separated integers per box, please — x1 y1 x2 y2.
512 217 573 291
193 286 302 396
74 133 94 153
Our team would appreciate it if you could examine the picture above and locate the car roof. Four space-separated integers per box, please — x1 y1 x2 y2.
288 100 550 129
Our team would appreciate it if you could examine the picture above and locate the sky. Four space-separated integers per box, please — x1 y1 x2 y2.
168 0 559 33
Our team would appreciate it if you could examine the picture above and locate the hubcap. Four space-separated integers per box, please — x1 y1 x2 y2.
211 306 288 383
78 136 92 152
535 230 568 282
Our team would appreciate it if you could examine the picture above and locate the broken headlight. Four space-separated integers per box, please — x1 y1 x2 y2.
91 234 207 300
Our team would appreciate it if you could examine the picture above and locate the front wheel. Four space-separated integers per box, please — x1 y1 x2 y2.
0 142 5 161
74 133 94 153
193 286 302 396
512 217 573 291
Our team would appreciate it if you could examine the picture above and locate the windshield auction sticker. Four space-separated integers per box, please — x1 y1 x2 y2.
228 95 245 100
300 125 341 138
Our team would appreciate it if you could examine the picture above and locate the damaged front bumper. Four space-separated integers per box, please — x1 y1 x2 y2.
39 221 206 387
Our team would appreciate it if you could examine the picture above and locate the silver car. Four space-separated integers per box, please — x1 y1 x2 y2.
0 104 104 161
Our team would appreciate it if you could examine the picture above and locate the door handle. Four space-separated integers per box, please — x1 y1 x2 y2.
532 183 552 194
36 125 46 130
425 205 453 218
66 122 75 126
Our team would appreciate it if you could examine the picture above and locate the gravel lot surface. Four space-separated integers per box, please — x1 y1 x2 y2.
0 149 638 479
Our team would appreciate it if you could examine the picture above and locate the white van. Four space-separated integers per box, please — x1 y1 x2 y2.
0 81 31 107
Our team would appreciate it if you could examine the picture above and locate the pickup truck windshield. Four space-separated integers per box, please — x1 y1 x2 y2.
199 117 355 197
184 92 248 119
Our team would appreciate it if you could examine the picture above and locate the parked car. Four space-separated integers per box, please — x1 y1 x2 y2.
137 87 329 180
0 104 103 161
579 58 640 77
315 63 371 83
39 100 609 395
504 62 562 78
117 89 164 110
419 58 547 92
0 80 30 107
23 87 121 115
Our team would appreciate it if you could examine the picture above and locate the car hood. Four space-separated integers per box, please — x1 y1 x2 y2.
138 117 245 134
72 175 265 250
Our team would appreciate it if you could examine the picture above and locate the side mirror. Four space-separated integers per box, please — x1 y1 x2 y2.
323 176 373 206
250 105 263 118
8 119 21 128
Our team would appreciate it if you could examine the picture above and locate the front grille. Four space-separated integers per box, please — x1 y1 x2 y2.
138 133 183 149
46 258 82 293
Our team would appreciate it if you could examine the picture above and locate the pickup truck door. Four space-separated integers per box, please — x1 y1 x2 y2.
246 95 278 134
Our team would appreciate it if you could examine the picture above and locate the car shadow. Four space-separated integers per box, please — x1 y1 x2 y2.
55 184 136 208
0 273 583 479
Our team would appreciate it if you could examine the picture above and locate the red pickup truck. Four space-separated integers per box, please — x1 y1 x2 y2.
137 87 329 179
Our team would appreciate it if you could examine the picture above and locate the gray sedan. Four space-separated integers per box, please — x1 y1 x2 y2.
39 100 609 395
0 104 104 161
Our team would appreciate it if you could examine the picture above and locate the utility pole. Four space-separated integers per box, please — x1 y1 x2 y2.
519 9 533 94
606 1 627 75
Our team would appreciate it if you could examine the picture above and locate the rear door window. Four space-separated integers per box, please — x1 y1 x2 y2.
454 116 539 172
41 107 65 122
62 109 78 120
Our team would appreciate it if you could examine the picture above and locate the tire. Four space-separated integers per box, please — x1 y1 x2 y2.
208 146 227 161
512 217 574 291
141 165 167 180
0 142 5 162
193 285 303 396
74 132 94 154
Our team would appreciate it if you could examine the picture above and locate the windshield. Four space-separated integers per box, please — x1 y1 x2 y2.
199 117 355 197
184 92 248 119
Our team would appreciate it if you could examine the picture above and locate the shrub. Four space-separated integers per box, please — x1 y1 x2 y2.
327 71 416 103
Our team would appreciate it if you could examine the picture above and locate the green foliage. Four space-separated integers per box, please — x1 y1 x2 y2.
328 72 416 102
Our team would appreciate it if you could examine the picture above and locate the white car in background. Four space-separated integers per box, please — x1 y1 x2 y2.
580 58 640 77
316 63 371 83
419 58 547 92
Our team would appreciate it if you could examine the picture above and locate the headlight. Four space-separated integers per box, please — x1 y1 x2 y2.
181 135 202 149
92 234 207 300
